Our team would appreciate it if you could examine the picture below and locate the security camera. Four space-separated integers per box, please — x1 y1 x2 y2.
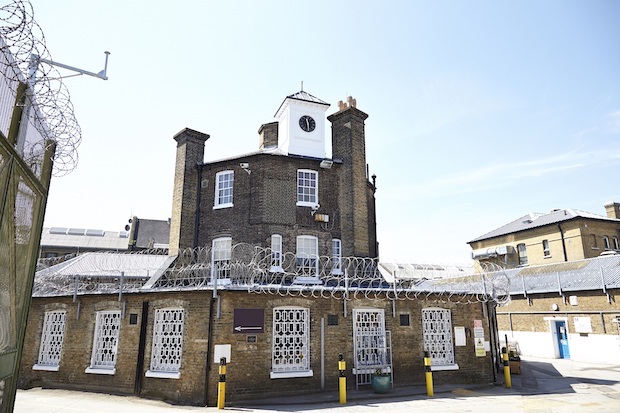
240 162 249 169
311 204 320 211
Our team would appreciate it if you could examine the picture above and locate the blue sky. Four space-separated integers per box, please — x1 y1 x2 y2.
33 0 620 264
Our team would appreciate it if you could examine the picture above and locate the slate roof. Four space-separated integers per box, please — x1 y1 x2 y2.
469 208 620 243
274 90 330 117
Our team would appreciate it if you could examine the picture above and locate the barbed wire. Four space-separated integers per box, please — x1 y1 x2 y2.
34 245 510 305
0 0 81 176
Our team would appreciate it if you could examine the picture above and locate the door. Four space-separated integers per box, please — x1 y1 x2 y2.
555 321 570 359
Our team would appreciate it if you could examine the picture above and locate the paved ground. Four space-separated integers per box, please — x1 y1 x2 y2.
14 357 620 412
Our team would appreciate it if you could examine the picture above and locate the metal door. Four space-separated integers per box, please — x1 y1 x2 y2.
555 321 570 359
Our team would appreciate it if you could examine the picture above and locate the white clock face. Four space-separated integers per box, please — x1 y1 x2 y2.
299 115 316 132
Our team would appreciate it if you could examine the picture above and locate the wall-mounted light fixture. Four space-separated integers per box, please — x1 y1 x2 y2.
320 159 333 169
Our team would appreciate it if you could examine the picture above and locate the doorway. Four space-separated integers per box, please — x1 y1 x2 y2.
555 320 570 359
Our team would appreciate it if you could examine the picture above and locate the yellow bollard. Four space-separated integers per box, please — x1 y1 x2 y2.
501 347 512 389
338 353 346 404
424 351 434 397
217 357 227 409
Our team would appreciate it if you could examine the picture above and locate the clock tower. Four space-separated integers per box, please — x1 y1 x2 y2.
274 91 330 158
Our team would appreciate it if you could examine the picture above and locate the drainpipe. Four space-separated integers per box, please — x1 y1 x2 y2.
194 163 203 249
204 296 216 405
558 224 568 262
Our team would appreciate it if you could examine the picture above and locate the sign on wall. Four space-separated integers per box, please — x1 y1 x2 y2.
574 317 592 333
233 308 264 334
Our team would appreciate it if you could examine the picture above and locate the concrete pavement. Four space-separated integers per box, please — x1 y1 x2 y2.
14 357 620 412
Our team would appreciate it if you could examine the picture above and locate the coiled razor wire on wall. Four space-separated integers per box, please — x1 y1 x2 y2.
0 0 81 176
34 245 512 305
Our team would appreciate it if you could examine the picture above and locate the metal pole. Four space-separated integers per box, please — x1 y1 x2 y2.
217 357 227 409
339 353 346 404
424 351 434 397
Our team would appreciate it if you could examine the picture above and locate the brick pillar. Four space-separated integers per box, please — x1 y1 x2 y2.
169 128 210 256
328 98 376 258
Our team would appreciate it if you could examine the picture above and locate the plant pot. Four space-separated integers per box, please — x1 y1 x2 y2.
371 374 391 393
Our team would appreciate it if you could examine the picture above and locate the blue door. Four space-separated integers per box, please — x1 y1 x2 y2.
555 321 570 359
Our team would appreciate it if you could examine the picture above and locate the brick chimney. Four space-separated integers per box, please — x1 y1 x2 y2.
604 201 620 219
168 128 209 256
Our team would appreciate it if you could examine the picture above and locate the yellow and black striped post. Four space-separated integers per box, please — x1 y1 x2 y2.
501 347 512 388
424 351 434 397
338 353 346 404
217 357 227 409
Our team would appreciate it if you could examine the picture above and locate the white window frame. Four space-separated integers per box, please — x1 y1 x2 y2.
614 237 620 250
211 237 232 283
296 235 318 278
603 236 611 250
214 170 234 209
33 310 66 371
296 169 318 207
145 308 185 379
331 238 342 275
542 239 550 257
271 307 312 378
517 243 528 266
270 234 283 272
86 310 121 375
422 308 458 370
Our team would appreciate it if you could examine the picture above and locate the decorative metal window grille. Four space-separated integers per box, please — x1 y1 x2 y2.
297 169 317 205
272 307 310 373
89 311 121 370
331 238 342 274
517 243 528 266
37 311 66 367
211 237 231 281
422 308 454 366
214 170 234 207
271 234 283 271
296 236 318 277
353 309 392 389
542 239 550 257
149 308 184 373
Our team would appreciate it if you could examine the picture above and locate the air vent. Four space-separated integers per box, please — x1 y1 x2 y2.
49 227 68 234
119 231 129 238
85 229 105 237
67 228 86 236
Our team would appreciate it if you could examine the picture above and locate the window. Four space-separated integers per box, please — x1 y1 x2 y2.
33 311 66 371
271 307 312 378
211 237 232 282
296 169 318 207
591 234 598 249
86 311 121 374
542 239 550 257
517 243 528 266
296 235 318 277
603 236 611 250
422 308 455 367
331 238 342 274
270 234 283 272
352 309 391 376
214 170 234 208
146 308 184 379
614 237 619 250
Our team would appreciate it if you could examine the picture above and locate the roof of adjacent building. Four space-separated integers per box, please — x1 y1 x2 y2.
469 208 620 243
132 218 170 249
41 227 130 251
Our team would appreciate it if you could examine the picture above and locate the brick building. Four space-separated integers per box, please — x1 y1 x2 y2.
468 203 620 270
469 204 620 363
19 91 502 406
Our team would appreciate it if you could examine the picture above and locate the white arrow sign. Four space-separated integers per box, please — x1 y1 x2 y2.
234 326 262 332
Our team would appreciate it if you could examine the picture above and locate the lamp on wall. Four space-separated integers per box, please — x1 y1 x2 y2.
320 159 333 169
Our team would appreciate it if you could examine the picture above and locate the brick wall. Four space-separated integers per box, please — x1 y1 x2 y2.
20 291 495 406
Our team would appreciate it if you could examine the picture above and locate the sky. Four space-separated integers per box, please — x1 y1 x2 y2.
30 0 620 264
